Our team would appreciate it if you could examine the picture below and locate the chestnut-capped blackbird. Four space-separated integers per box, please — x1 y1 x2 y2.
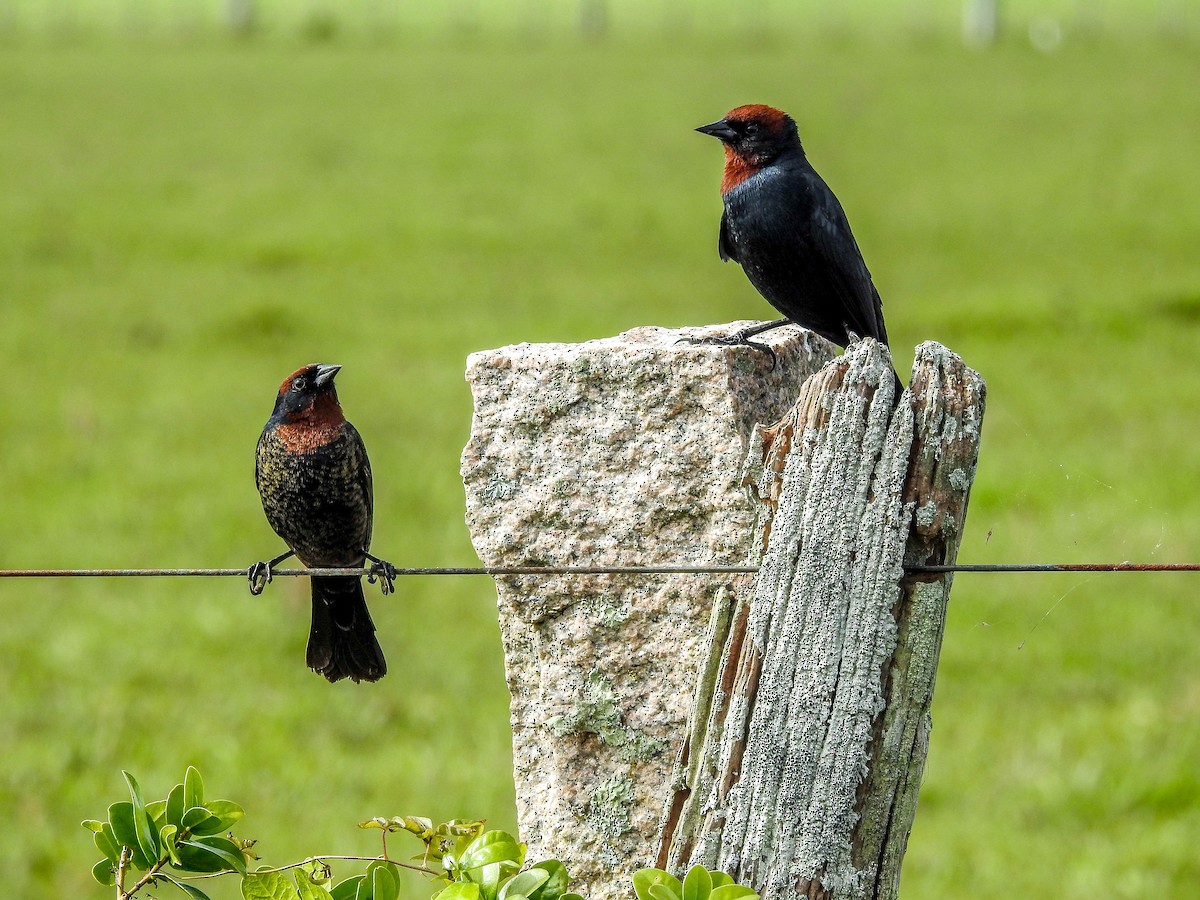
251 363 392 683
694 104 890 354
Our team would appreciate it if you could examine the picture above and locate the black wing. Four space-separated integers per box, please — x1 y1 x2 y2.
718 207 738 263
807 190 888 345
344 422 375 554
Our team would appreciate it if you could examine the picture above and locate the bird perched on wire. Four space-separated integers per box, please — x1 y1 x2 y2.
693 103 891 359
249 363 394 683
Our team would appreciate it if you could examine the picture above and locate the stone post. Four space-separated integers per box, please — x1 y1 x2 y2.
460 323 831 900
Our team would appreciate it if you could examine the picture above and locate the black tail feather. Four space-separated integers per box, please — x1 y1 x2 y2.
307 576 387 683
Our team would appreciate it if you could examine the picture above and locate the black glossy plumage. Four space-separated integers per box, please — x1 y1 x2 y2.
255 364 387 683
699 105 889 349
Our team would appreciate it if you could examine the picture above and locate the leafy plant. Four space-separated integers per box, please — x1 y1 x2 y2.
359 816 583 900
84 768 583 900
632 866 758 900
83 766 249 899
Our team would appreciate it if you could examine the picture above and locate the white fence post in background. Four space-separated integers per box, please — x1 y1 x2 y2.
963 0 999 45
227 0 254 35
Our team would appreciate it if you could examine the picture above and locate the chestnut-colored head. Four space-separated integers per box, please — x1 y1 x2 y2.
696 104 802 192
270 363 345 428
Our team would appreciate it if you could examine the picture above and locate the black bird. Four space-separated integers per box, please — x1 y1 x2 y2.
694 104 891 356
250 363 392 683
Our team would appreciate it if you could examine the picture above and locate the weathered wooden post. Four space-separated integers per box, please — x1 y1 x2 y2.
461 324 984 900
656 339 984 899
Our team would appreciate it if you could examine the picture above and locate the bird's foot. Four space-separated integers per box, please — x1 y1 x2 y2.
246 549 295 596
247 561 272 595
676 318 791 371
681 336 782 369
678 332 778 371
364 552 397 596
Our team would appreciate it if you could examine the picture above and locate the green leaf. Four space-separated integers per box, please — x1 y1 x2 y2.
160 873 214 899
440 820 487 859
405 815 435 835
184 766 205 810
358 817 394 831
197 799 245 833
524 861 568 900
707 886 757 900
147 799 168 826
93 822 122 864
177 836 248 874
366 861 398 900
682 865 712 900
182 805 218 833
161 823 182 866
201 836 249 875
329 876 363 900
175 840 233 874
102 823 123 863
82 819 104 833
241 870 297 899
167 783 187 828
559 894 586 900
91 858 116 886
499 869 550 900
122 771 162 865
359 815 434 837
707 873 732 889
650 884 682 900
294 870 336 900
123 770 148 808
458 831 523 873
108 801 153 869
433 884 482 900
473 861 503 899
633 870 681 900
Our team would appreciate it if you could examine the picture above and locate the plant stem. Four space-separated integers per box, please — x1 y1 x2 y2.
116 846 130 899
118 826 194 899
121 855 171 898
253 854 441 877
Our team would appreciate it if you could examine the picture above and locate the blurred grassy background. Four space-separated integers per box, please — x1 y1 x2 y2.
0 5 1198 899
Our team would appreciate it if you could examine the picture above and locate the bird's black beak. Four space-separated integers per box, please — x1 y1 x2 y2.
695 118 739 143
314 364 342 388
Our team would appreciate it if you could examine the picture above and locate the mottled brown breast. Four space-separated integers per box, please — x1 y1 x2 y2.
275 419 345 452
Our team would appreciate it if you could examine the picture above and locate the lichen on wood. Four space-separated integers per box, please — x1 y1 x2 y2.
658 339 986 900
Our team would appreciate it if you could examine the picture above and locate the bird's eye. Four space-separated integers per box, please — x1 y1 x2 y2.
744 122 760 136
291 378 306 392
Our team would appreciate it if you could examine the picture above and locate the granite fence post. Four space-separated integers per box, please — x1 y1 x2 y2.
461 322 831 900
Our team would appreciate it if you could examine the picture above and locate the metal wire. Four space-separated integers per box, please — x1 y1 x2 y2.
911 562 1200 573
1 562 1199 578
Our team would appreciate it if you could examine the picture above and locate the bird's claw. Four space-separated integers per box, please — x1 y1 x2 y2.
747 339 778 371
247 561 273 596
366 558 397 596
677 334 778 371
246 549 295 596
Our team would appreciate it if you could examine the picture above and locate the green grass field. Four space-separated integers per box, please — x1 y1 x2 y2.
1 31 1198 899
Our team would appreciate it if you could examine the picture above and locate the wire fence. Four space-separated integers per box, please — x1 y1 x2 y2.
2 562 1200 578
